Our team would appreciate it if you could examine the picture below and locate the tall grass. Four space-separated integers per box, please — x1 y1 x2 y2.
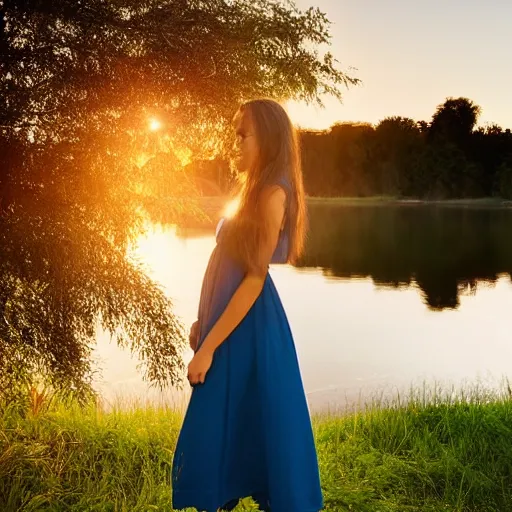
1 381 511 511
0 395 182 512
315 380 512 511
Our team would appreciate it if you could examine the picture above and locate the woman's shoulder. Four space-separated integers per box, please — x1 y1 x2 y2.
267 174 291 193
262 175 290 198
260 183 287 207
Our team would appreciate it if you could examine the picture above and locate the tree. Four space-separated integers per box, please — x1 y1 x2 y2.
0 0 358 402
301 123 373 197
429 97 481 147
426 98 484 198
494 159 512 199
472 125 512 196
365 117 425 196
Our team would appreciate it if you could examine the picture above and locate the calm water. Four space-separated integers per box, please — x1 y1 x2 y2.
94 204 512 412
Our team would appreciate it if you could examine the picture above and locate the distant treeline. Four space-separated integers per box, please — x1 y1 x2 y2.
187 97 512 199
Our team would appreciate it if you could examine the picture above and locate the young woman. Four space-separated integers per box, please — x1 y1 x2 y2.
172 99 323 512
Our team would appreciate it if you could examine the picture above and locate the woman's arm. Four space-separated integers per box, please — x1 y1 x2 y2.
187 185 286 385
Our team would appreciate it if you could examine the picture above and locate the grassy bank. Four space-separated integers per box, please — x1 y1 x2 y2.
1 383 512 511
306 196 512 208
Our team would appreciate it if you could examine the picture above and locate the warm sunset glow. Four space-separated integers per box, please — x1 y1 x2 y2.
149 117 162 131
135 152 152 168
222 197 240 219
130 222 215 306
172 146 193 167
285 99 336 131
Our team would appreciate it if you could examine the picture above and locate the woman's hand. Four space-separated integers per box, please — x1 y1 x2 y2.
189 320 199 352
187 348 213 386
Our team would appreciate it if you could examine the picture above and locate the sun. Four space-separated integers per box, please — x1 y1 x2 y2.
149 117 162 131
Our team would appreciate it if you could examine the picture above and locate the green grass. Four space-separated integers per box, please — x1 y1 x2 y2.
1 382 512 511
315 381 512 511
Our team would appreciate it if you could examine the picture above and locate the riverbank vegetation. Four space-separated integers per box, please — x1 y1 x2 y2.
2 381 511 511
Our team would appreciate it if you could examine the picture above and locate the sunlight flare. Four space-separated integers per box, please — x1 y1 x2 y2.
149 117 162 131
222 197 241 219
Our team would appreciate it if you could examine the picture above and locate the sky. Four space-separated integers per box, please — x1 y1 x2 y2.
287 0 512 130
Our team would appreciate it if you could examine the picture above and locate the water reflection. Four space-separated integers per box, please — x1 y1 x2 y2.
93 205 512 412
297 204 512 309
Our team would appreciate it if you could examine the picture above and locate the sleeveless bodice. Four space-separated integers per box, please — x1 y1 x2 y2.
215 215 289 265
215 177 291 264
195 177 291 349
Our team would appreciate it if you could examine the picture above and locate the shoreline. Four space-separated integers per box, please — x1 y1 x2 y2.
306 195 512 208
195 194 512 209
164 195 512 229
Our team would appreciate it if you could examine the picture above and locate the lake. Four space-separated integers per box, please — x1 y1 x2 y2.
93 203 512 412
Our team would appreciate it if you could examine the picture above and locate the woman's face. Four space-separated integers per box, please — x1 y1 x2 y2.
233 110 259 173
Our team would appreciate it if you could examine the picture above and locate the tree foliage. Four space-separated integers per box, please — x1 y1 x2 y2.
0 0 357 401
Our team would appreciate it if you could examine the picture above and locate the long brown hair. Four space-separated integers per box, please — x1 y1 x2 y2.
223 99 306 272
